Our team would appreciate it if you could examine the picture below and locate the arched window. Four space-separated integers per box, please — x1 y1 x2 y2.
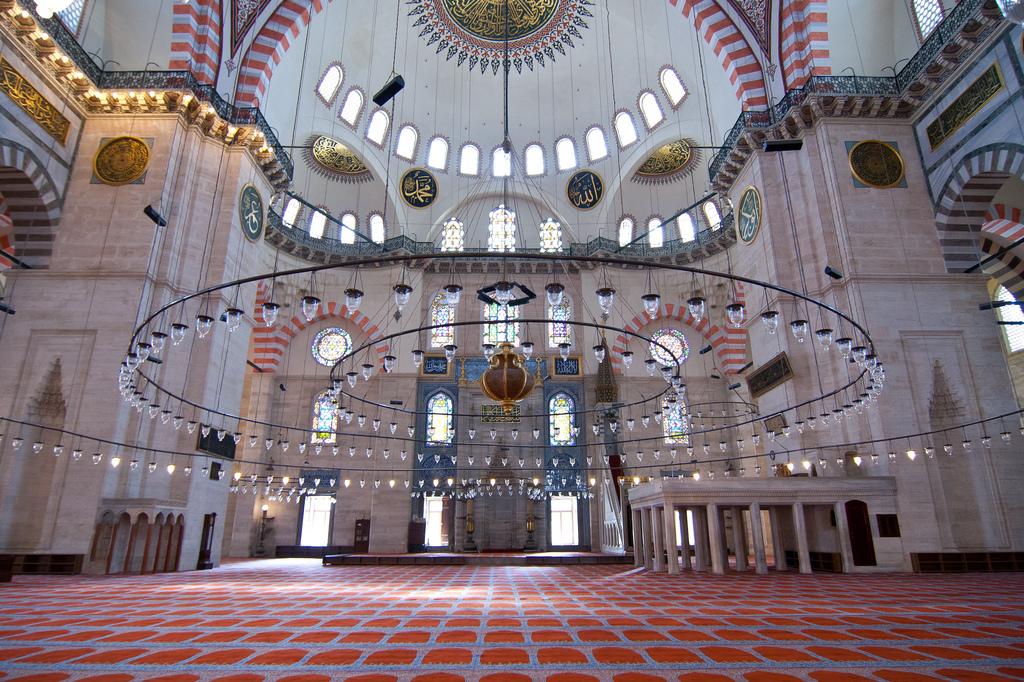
911 0 944 39
539 217 562 253
369 214 385 243
639 92 664 129
426 137 448 170
311 390 339 444
308 210 327 239
649 329 690 366
317 64 343 104
648 217 664 248
618 217 634 247
339 89 363 125
460 143 480 175
282 198 301 228
996 285 1024 352
487 204 516 252
549 392 576 446
440 217 464 252
395 125 418 160
312 328 353 366
555 137 577 170
430 292 456 347
702 201 722 230
614 111 638 148
483 302 521 346
340 213 357 244
662 395 689 445
366 110 389 145
426 392 454 445
586 127 608 161
659 67 687 106
548 295 571 347
525 144 545 176
493 147 512 177
677 213 696 242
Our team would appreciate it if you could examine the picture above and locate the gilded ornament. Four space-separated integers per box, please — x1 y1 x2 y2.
633 139 700 184
566 169 603 210
848 140 905 189
308 136 371 180
93 136 151 186
401 168 439 208
443 0 558 40
0 56 70 145
925 62 1004 151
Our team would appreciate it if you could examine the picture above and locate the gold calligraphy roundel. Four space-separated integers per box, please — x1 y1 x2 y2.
442 0 558 41
849 140 905 189
566 170 603 211
401 168 438 209
93 136 150 186
636 139 695 178
311 136 369 175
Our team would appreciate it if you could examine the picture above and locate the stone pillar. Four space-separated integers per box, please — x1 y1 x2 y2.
707 503 724 574
693 507 708 571
750 502 768 575
677 506 691 570
793 502 812 574
769 506 786 570
632 508 643 567
652 506 665 572
834 501 854 573
641 507 653 569
464 498 478 551
731 506 748 571
664 504 679 574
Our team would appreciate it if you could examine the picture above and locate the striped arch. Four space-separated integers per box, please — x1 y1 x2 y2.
779 0 830 89
0 197 13 272
250 281 389 372
610 283 748 375
979 204 1024 297
169 0 222 84
233 0 333 106
0 140 63 269
934 144 1024 273
672 0 768 109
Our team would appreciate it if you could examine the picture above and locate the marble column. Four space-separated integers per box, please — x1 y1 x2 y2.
793 502 812 574
641 507 653 569
632 508 643 567
693 507 708 572
665 504 680 573
834 501 855 573
731 506 748 571
769 506 786 570
749 502 768 575
707 503 724 574
678 506 691 570
652 506 665 572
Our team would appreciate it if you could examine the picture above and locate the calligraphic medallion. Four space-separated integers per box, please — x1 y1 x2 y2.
566 169 603 210
848 140 904 189
633 139 699 184
736 186 762 245
93 136 151 186
306 136 372 182
238 184 264 242
401 168 438 209
444 0 557 40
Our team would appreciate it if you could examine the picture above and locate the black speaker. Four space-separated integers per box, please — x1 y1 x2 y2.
372 75 405 106
143 205 167 227
762 139 803 152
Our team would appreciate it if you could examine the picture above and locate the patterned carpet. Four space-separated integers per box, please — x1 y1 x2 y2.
1 559 1023 682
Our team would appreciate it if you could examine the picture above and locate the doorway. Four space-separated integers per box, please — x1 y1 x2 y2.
551 496 579 546
845 500 877 566
300 496 334 546
353 519 370 553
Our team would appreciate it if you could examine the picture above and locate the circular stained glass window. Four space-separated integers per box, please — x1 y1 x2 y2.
311 328 352 366
650 329 689 366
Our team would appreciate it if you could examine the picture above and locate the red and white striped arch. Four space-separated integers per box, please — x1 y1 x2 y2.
610 284 749 375
779 0 830 89
233 0 333 107
980 204 1024 298
250 281 389 372
0 197 13 273
671 0 768 109
169 0 222 85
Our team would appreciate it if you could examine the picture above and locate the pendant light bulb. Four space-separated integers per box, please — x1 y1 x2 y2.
687 295 706 322
621 351 633 369
261 301 280 327
195 315 213 338
170 323 188 345
545 282 565 306
344 288 364 312
443 283 463 305
815 328 833 350
301 295 321 322
761 310 779 334
593 345 606 363
392 283 413 311
520 342 534 359
641 293 660 315
725 303 746 326
558 342 571 360
362 364 374 380
224 308 244 332
595 287 615 314
494 281 514 304
790 319 809 341
412 349 424 367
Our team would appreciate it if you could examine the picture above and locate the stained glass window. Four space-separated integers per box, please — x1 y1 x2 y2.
650 329 689 366
662 395 689 445
311 328 353 366
311 390 338 444
539 218 562 253
441 218 464 252
430 292 456 347
549 392 576 446
487 204 516 252
548 296 571 347
427 393 454 445
484 302 521 346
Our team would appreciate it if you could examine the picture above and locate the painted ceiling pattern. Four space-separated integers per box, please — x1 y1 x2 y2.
407 0 594 74
726 0 771 53
232 0 272 56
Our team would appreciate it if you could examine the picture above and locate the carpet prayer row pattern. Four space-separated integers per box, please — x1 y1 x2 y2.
0 559 1022 682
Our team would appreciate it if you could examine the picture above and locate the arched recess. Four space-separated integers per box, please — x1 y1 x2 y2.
233 0 337 106
169 0 222 84
0 140 63 268
250 282 388 372
979 204 1024 297
610 283 748 374
933 143 1024 273
671 0 768 109
779 0 830 89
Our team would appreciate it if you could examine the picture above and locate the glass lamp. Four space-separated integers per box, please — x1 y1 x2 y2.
344 288 364 311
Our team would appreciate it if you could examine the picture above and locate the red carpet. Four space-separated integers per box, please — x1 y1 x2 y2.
0 559 1022 681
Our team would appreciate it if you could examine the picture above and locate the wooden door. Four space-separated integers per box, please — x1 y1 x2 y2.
845 500 877 566
196 513 216 569
353 519 370 553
